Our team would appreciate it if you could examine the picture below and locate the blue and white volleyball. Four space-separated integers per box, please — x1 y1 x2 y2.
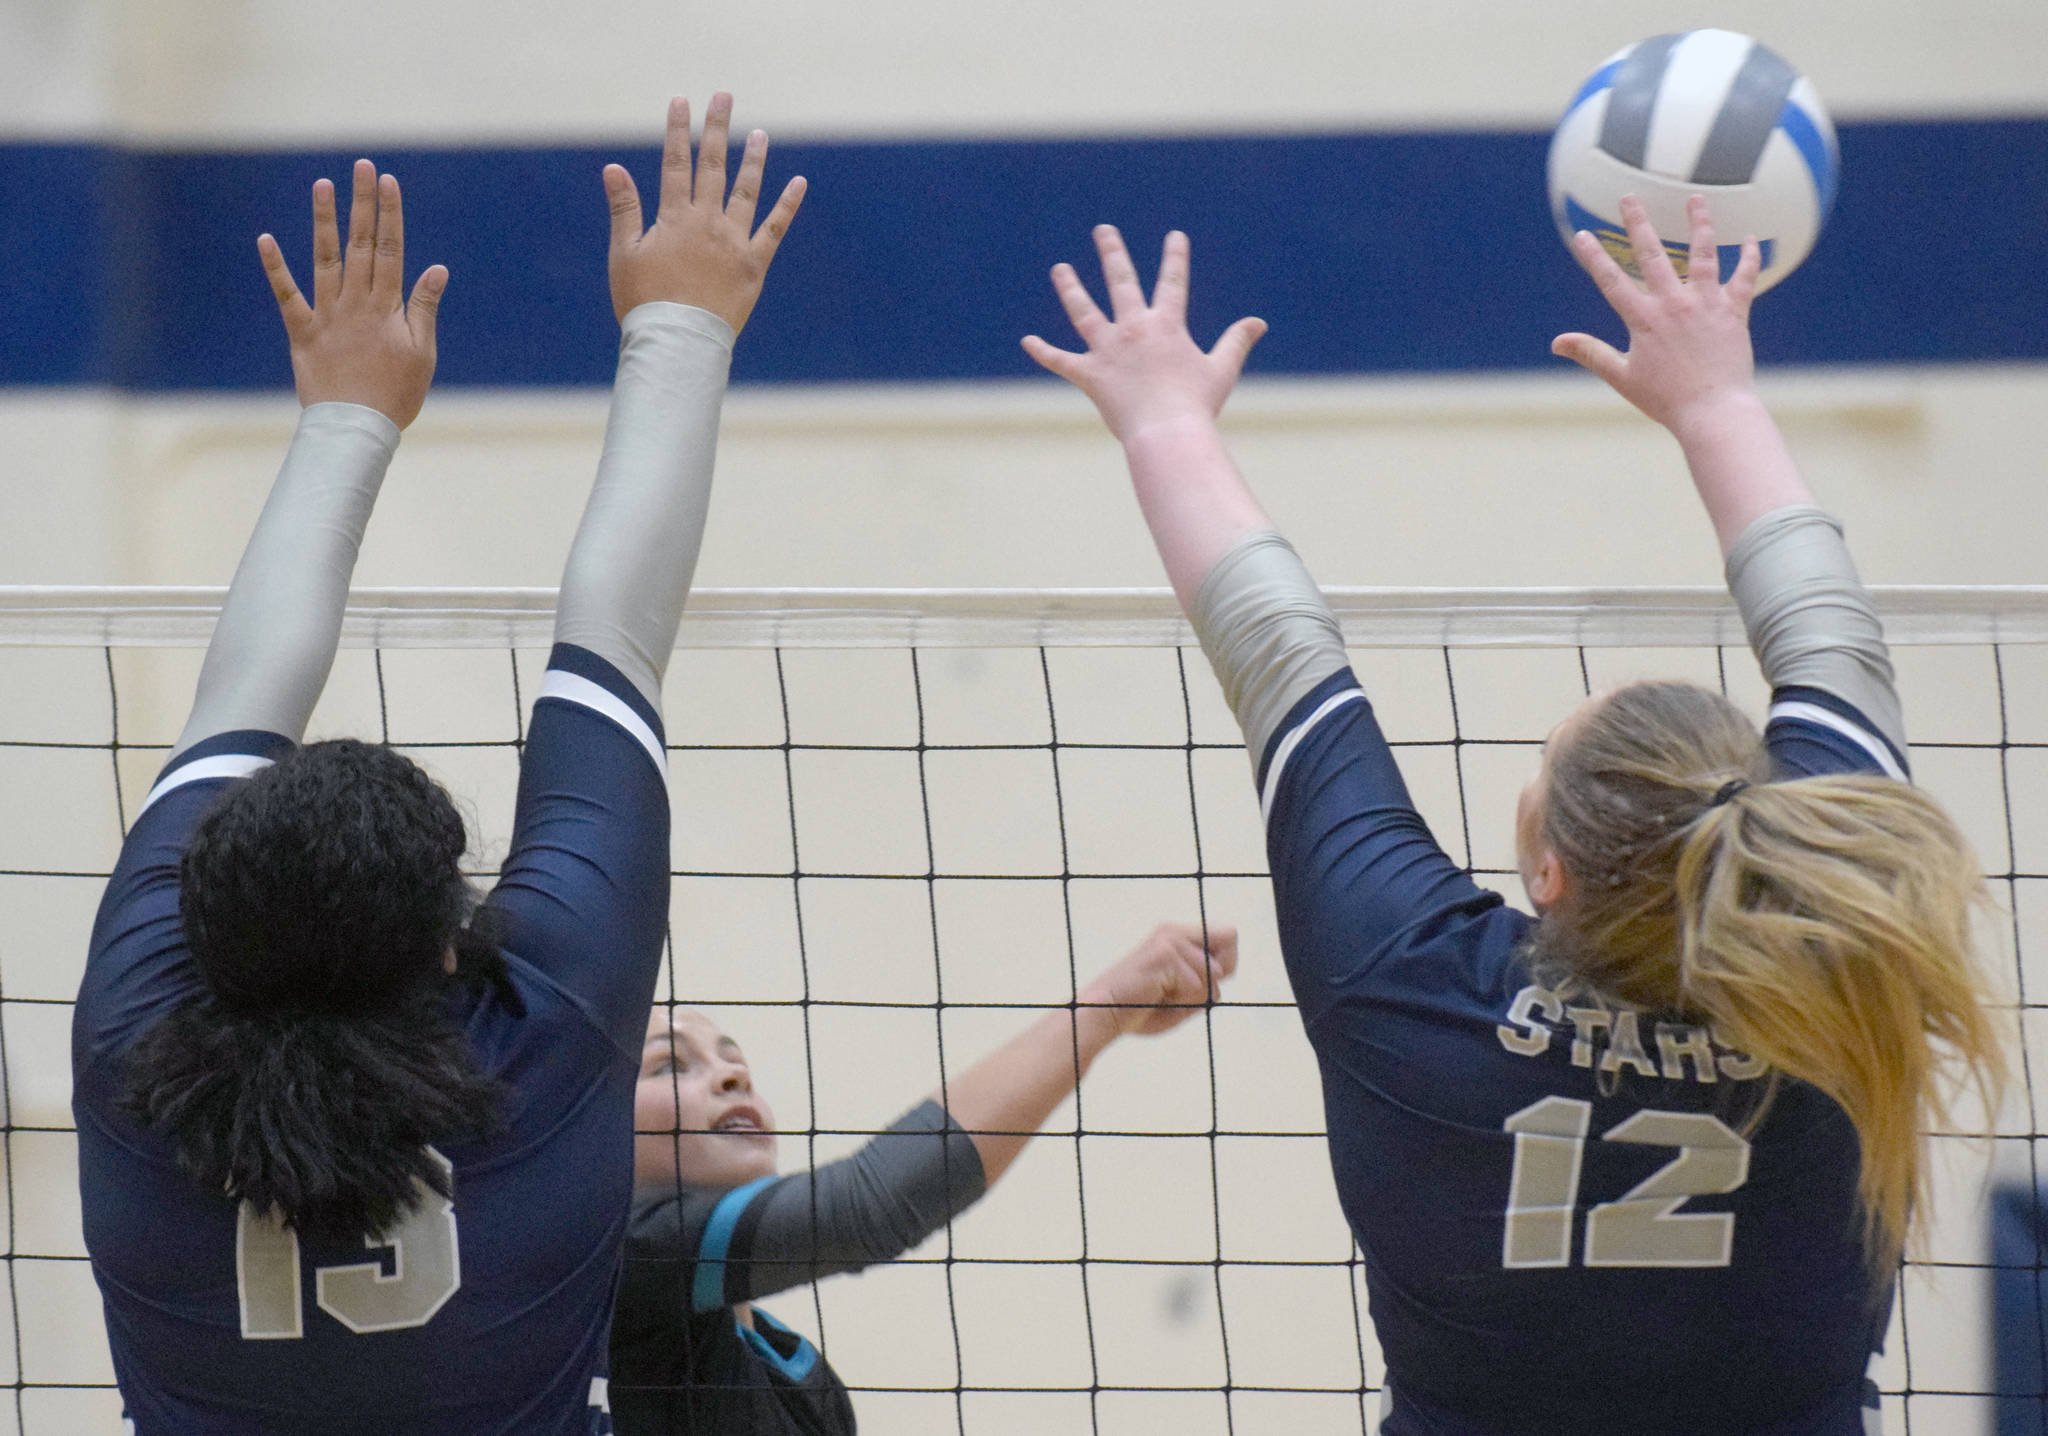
1547 30 1839 293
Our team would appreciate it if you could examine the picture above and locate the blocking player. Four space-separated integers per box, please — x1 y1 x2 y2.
1022 196 2005 1432
610 921 1237 1435
74 96 801 1434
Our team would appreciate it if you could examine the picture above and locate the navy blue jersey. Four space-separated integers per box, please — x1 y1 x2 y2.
1260 672 1903 1436
74 643 671 1436
612 1181 852 1436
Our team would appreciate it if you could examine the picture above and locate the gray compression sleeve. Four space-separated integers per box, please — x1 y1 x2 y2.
1724 504 1906 754
733 1099 987 1304
553 301 734 711
1189 530 1352 771
171 402 399 759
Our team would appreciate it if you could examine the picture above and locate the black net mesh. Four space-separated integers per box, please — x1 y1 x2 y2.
2 629 2046 1434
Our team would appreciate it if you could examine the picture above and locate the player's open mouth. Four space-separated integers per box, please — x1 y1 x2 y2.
712 1107 770 1135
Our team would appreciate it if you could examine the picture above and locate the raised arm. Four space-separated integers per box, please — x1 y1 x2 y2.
1023 227 1270 610
636 924 1237 1310
171 162 445 760
1552 194 1811 550
940 920 1237 1184
1025 229 1351 771
1553 195 1904 758
487 95 805 1040
551 93 805 711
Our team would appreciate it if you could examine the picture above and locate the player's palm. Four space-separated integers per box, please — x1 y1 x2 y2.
1024 227 1266 442
258 159 446 430
605 94 807 332
1553 193 1761 433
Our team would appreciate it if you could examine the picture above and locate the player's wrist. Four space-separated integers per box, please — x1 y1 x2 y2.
294 356 428 429
1118 407 1223 455
618 299 739 347
611 258 759 334
1663 386 1769 452
1072 982 1129 1046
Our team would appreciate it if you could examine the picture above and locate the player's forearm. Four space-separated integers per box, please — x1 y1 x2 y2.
1674 389 1905 751
172 403 398 758
1120 419 1352 770
1120 414 1275 613
1667 390 1816 558
938 1000 1122 1186
553 302 734 713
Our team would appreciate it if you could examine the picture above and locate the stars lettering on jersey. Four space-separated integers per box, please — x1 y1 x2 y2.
1496 982 1767 1083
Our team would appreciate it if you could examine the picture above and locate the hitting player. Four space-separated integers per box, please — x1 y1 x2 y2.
613 922 1236 1433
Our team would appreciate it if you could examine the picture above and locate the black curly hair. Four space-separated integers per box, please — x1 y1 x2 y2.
118 739 510 1239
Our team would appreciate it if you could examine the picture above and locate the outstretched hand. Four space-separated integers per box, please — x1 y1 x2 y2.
604 94 807 331
1552 194 1762 435
258 160 447 429
1024 227 1267 443
1079 922 1238 1038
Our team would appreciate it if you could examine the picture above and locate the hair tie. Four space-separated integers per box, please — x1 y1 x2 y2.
1710 778 1751 807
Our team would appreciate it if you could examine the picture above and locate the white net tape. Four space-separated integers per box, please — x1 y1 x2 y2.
6 585 2048 650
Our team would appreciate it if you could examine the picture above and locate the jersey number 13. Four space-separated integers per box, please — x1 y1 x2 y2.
236 1148 463 1338
1501 1096 1751 1269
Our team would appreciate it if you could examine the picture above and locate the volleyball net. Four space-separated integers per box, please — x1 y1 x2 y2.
4 585 2048 1436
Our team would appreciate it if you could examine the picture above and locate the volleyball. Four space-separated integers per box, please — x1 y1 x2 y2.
1547 30 1839 293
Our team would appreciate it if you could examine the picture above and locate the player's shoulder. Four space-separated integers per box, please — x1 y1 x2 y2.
1298 895 1533 1072
628 1174 781 1254
131 729 298 828
533 643 667 776
82 732 300 1069
455 947 641 1082
1764 684 1907 782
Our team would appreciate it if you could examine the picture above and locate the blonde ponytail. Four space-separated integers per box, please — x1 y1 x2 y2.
1533 681 2006 1280
1672 775 2003 1275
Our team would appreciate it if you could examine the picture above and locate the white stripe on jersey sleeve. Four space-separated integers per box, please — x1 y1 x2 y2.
539 669 668 776
136 753 277 820
1259 688 1366 824
1767 699 1907 781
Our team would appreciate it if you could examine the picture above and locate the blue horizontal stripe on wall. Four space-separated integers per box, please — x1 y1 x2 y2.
2 117 2044 390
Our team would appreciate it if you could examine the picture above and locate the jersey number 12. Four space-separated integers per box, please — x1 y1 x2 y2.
1501 1096 1751 1269
236 1148 463 1338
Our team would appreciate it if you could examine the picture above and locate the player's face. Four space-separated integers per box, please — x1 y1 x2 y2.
634 1009 780 1191
1515 690 1610 909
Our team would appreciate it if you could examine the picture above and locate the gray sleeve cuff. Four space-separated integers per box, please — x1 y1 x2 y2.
1724 504 1906 754
1189 531 1351 771
619 299 737 351
298 400 402 450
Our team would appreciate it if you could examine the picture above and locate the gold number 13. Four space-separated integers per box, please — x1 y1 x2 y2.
236 1148 462 1338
